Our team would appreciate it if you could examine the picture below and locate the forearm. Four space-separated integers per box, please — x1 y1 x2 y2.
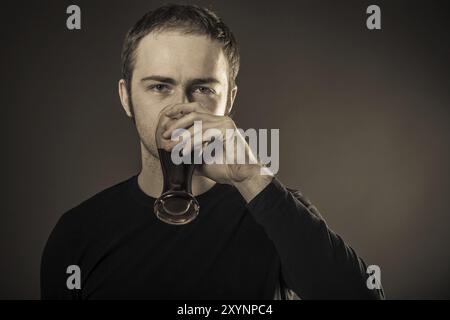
233 167 274 203
245 177 384 299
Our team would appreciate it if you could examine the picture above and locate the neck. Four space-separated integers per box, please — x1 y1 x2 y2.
137 142 216 198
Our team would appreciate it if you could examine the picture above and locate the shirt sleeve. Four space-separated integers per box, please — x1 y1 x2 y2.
246 177 385 300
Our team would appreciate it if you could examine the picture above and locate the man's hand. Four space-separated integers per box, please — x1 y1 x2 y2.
158 102 274 202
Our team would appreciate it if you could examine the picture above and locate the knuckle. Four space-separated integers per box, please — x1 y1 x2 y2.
193 101 205 110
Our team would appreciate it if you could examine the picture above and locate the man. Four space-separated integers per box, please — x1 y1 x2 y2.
41 4 384 300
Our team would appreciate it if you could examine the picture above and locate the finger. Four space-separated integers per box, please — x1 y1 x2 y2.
163 112 213 138
164 116 229 153
180 123 223 157
165 102 207 117
158 103 177 119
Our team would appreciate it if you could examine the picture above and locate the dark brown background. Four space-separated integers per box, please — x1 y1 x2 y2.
1 0 449 299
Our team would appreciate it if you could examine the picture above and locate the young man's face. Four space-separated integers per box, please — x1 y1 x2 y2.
119 30 236 159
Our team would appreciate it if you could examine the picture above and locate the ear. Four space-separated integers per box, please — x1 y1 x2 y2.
226 85 238 117
118 79 133 118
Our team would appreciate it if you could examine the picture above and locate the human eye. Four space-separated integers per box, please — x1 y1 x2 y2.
193 86 216 95
147 83 172 93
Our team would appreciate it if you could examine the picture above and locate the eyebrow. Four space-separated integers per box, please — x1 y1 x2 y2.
189 77 221 86
141 75 177 85
140 75 221 86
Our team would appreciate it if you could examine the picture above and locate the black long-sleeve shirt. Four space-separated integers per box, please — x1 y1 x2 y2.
41 174 384 299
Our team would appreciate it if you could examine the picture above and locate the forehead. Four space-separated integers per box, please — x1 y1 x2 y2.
133 31 229 83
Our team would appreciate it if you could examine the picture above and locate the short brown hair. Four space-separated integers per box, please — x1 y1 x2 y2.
121 4 240 95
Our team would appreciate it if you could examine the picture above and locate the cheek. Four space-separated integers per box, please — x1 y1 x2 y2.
131 88 165 123
195 93 228 116
130 93 164 145
133 100 156 129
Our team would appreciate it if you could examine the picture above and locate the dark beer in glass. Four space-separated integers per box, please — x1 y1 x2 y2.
153 114 200 225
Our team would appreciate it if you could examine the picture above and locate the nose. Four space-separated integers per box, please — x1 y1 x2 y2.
172 88 192 105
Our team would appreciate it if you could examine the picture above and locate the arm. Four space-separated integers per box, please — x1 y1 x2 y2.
161 102 384 299
235 175 384 300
